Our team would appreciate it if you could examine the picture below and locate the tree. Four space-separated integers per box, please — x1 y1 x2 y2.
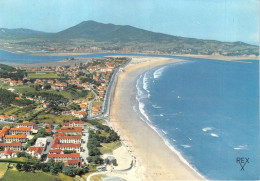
63 150 76 154
50 162 64 175
41 163 50 172
112 159 117 166
16 163 22 170
62 166 77 177
17 151 32 158
23 163 31 172
33 162 41 170
0 146 4 151
104 158 110 164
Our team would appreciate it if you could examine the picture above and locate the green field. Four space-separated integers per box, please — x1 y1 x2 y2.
2 169 73 181
92 102 103 107
0 163 9 179
35 114 77 123
45 88 88 100
1 107 20 115
2 157 37 163
27 73 59 79
99 141 122 154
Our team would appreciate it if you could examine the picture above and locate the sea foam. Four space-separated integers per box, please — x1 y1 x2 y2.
153 66 167 79
210 133 219 137
202 127 213 132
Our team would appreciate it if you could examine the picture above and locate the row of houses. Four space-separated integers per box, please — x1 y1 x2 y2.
61 110 87 119
0 115 17 122
0 121 47 159
46 120 85 167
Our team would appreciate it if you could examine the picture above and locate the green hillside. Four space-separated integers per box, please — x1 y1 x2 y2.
0 21 258 56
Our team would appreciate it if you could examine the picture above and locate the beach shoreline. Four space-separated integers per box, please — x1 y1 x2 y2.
110 57 204 180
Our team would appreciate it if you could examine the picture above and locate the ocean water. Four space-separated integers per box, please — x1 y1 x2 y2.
135 59 259 180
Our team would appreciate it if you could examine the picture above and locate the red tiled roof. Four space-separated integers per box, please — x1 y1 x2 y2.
28 147 44 154
0 127 10 137
45 129 52 133
0 142 22 147
47 153 80 158
0 115 9 119
56 128 82 133
61 127 82 130
54 133 66 137
11 127 31 131
49 149 62 153
18 122 36 126
2 149 18 155
52 143 81 148
67 159 81 165
5 134 27 138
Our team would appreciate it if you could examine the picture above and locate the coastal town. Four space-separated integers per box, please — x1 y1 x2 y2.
0 57 134 181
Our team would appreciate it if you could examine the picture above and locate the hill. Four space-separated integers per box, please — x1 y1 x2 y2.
0 28 47 39
56 20 183 43
0 63 16 72
0 21 258 56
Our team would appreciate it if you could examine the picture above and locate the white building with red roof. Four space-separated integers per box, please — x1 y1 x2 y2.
58 136 82 144
17 121 38 129
27 146 44 159
51 137 81 152
4 134 28 143
62 120 85 127
56 127 82 136
0 142 23 151
47 153 81 167
0 149 18 159
10 127 32 135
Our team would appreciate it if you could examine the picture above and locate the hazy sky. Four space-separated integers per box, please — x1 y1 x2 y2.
0 0 259 45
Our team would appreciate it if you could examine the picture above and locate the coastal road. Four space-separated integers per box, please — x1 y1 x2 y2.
88 58 131 120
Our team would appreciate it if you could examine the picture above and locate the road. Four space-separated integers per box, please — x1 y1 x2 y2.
87 88 98 118
42 124 57 161
80 127 89 165
88 58 131 120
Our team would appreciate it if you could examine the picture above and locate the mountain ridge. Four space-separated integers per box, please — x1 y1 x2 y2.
0 20 258 56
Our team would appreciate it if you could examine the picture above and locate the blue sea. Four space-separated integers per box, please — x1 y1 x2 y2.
135 59 259 180
0 49 259 180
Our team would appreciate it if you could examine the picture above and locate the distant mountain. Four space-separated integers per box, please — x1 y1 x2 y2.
0 28 46 39
0 21 258 56
56 20 184 43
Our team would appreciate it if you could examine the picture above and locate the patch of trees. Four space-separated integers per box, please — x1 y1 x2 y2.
63 150 76 154
0 124 16 130
0 88 33 106
104 158 117 166
0 88 16 105
0 64 26 80
25 128 46 149
16 151 32 159
83 119 120 143
23 92 68 103
16 159 88 176
80 75 101 86
65 87 89 100
86 130 103 164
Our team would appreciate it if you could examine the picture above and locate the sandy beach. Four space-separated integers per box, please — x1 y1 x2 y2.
110 57 204 180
